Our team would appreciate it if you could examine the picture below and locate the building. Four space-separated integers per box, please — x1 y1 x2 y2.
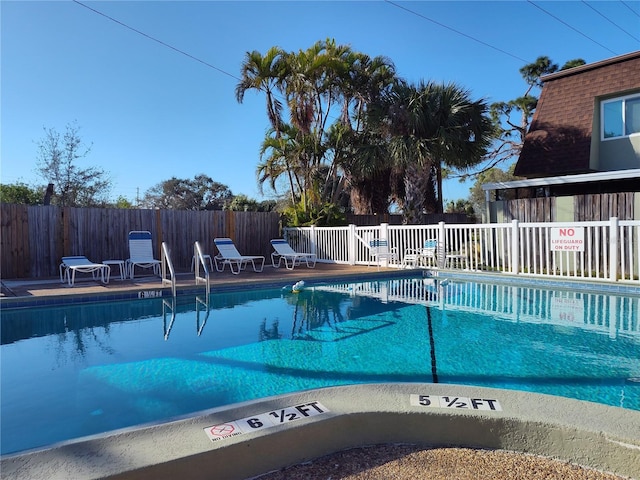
484 51 640 222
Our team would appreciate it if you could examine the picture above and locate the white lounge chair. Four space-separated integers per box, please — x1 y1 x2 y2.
213 237 265 275
127 231 161 279
59 256 110 286
402 239 443 269
368 239 398 269
270 238 317 270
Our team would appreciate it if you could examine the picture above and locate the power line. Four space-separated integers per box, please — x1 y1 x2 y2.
620 1 640 18
582 1 640 43
72 0 240 81
527 1 618 55
383 0 529 63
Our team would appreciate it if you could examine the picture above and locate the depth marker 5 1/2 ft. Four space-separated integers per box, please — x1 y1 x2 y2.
410 394 502 411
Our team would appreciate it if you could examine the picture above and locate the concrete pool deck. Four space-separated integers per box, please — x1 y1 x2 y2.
2 265 640 479
2 384 639 479
0 263 400 301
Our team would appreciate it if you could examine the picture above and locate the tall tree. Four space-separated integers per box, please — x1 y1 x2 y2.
239 39 397 218
236 47 285 134
140 174 232 210
35 122 111 207
376 81 493 223
0 182 43 205
469 165 520 221
487 56 585 170
333 53 397 214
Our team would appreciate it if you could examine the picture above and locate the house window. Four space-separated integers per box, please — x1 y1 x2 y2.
602 94 640 139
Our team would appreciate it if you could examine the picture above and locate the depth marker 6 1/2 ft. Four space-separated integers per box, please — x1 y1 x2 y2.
204 401 329 442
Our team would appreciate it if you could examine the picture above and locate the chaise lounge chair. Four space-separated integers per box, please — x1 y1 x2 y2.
270 238 317 270
368 239 398 270
213 237 265 275
59 256 110 286
402 239 442 269
127 231 161 279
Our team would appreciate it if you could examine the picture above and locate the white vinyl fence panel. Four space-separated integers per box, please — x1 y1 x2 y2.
284 217 640 285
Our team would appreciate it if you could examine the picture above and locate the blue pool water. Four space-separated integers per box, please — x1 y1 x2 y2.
1 276 639 455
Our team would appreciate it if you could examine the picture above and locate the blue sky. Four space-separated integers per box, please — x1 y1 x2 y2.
2 1 639 205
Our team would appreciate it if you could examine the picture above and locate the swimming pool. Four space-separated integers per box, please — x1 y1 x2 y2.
1 275 639 455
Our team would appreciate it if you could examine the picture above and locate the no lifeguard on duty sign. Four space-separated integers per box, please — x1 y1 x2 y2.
550 227 585 252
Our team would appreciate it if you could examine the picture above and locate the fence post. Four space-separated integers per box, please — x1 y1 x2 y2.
437 221 446 268
348 224 356 265
437 221 446 241
609 216 619 282
511 219 519 274
310 225 317 256
379 223 389 240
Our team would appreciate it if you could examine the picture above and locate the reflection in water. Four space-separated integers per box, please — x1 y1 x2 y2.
288 289 345 339
2 279 638 350
318 277 640 341
259 319 282 341
195 294 210 336
2 278 638 349
163 294 211 339
162 298 176 340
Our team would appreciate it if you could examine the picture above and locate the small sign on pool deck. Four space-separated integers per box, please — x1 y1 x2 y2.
410 394 502 411
204 401 329 442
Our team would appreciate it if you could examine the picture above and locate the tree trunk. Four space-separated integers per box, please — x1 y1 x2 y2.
402 162 430 224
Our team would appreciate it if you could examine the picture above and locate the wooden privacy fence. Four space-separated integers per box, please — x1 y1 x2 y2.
0 204 281 279
496 192 636 223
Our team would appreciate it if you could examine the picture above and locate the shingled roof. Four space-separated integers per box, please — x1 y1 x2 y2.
514 51 640 178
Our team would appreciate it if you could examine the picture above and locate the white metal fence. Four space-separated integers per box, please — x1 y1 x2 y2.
284 217 640 285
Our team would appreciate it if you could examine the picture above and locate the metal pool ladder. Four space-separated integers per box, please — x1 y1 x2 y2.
161 242 176 297
193 241 211 296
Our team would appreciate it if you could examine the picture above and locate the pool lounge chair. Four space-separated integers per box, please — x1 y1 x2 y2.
127 230 161 279
402 239 442 269
270 238 317 270
368 239 398 269
59 256 110 286
213 237 265 275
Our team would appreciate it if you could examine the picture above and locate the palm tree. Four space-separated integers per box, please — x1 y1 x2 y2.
378 80 492 223
257 125 304 205
425 82 493 212
235 47 285 134
332 53 397 214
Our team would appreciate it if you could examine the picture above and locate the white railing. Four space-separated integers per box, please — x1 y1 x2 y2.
284 217 640 285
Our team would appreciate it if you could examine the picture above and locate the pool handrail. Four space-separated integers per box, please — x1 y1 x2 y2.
193 241 211 296
161 242 176 297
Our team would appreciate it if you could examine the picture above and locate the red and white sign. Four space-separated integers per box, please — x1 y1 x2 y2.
551 295 585 324
550 227 585 252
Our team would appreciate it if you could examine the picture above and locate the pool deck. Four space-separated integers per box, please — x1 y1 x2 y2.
2 264 640 480
0 262 397 302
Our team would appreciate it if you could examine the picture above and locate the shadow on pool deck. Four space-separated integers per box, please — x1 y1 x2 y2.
0 263 405 300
